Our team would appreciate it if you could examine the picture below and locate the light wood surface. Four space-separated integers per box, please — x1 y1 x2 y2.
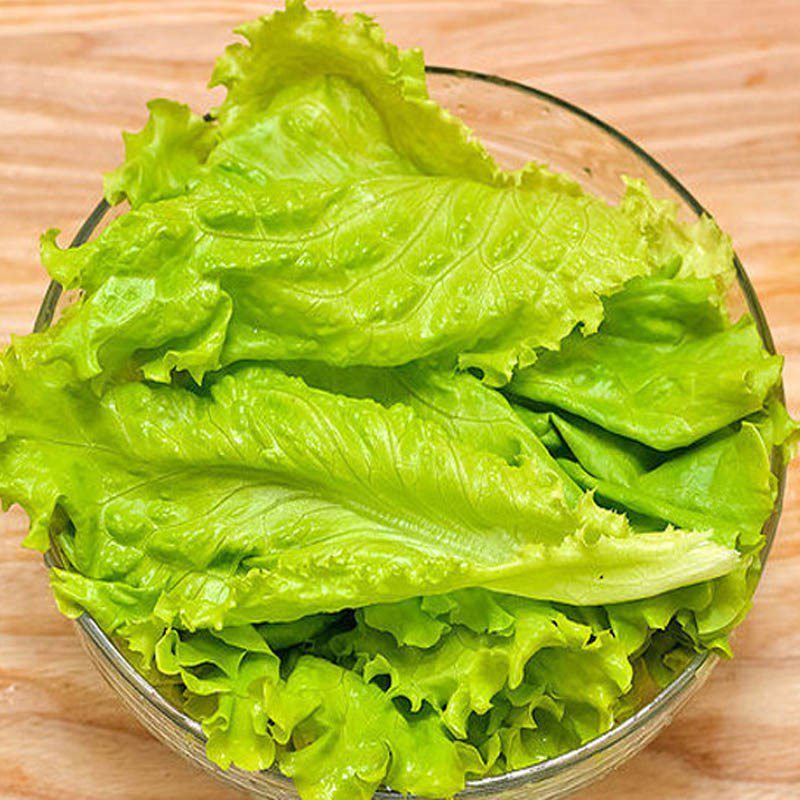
1 2 799 798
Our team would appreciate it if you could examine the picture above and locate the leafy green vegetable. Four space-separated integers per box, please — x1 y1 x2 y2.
620 177 736 285
552 413 776 548
332 595 632 741
607 555 762 657
155 626 280 771
103 99 218 208
510 276 783 449
0 360 740 632
275 362 584 501
38 166 651 386
29 0 661 388
0 2 793 799
267 656 485 800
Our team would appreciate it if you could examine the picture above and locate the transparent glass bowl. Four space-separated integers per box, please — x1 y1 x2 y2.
37 68 787 800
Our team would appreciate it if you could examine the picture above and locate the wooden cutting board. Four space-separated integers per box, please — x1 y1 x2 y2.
1 2 798 798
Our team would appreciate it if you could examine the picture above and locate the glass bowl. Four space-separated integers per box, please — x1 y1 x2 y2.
36 67 787 800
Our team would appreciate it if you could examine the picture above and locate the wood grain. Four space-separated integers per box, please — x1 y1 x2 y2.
1 2 798 798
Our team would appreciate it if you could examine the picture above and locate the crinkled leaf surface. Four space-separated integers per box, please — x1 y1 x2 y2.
103 99 218 208
267 656 485 800
333 595 631 740
32 0 662 387
41 165 651 386
0 360 740 632
509 277 783 449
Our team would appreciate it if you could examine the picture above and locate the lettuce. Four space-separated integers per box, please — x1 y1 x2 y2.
1 2 794 799
37 168 650 387
0 360 739 631
103 99 218 208
554 416 775 548
509 275 783 449
267 656 485 800
30 0 659 388
331 595 632 741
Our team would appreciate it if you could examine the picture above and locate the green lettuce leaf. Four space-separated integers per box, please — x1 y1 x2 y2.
31 0 663 387
154 626 280 771
267 655 484 799
553 413 776 548
509 276 783 449
607 555 761 657
0 359 740 632
40 166 650 386
511 404 569 456
620 178 735 285
103 99 218 208
274 362 582 500
209 0 498 185
750 392 800 463
333 595 631 740
358 599 452 649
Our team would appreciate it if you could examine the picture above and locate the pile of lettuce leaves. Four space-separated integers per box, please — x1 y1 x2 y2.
1 3 796 798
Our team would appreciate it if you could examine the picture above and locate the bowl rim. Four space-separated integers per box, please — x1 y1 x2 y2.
36 65 788 798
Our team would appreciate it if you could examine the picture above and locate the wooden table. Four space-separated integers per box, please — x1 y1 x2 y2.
1 2 798 798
